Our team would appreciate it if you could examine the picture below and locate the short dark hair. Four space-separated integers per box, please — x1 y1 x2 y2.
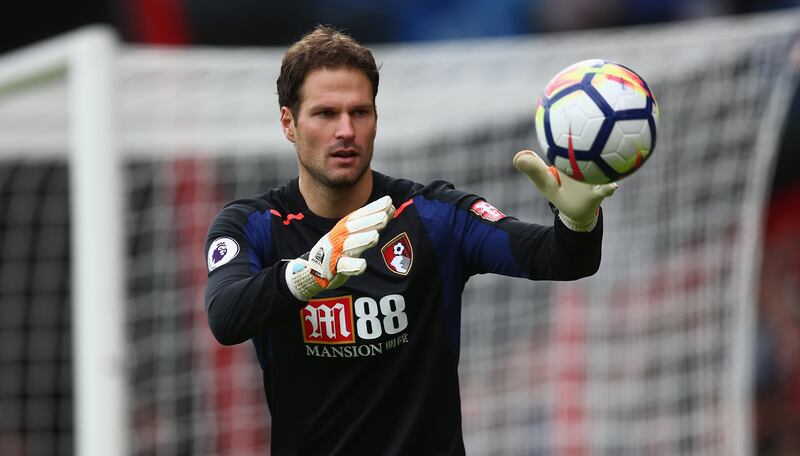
277 25 379 115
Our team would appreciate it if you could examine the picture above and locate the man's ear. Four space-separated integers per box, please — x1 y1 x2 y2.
280 106 296 143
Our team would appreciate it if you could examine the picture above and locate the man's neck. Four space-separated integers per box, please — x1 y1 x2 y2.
299 170 373 219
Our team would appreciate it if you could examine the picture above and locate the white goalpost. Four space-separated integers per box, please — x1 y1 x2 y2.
0 27 126 456
0 10 798 456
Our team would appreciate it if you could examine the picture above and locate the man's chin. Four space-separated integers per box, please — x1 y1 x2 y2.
325 172 368 189
300 158 372 190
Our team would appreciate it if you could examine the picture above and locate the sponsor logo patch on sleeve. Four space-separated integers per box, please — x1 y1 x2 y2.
207 237 240 272
469 200 507 222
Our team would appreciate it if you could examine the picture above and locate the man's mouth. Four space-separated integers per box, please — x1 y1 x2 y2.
331 149 357 158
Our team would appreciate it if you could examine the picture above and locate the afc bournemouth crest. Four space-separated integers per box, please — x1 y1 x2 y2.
381 232 413 276
469 199 506 222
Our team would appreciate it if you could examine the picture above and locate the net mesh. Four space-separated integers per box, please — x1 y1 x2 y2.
0 10 798 455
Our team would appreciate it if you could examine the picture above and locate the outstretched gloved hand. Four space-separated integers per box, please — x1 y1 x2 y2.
513 150 617 231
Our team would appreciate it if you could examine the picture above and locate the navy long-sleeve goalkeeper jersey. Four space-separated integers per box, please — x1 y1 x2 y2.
204 171 603 455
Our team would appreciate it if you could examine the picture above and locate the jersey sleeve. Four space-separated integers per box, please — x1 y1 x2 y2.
498 209 603 280
415 181 603 281
203 200 302 346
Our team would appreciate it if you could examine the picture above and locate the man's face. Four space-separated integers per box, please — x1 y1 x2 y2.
281 67 376 189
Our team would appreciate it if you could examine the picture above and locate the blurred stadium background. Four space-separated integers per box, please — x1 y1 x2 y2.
1 1 799 455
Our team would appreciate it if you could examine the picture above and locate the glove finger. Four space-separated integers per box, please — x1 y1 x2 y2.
336 257 367 276
326 273 351 290
342 230 380 256
347 195 395 220
594 182 618 198
345 210 391 233
513 150 560 196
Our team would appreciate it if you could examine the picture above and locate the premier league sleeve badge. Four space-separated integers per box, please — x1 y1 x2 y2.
207 237 240 272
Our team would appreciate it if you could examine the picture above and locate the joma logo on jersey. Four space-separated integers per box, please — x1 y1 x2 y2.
301 296 355 344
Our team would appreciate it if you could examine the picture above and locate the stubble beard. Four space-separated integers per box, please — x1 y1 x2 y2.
312 162 369 189
299 146 372 190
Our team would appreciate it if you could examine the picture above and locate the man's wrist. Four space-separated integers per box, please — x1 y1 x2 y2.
558 211 598 232
284 259 320 301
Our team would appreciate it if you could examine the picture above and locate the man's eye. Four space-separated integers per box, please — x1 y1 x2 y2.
317 110 334 118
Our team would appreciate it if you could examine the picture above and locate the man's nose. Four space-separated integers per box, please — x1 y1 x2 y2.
335 114 355 139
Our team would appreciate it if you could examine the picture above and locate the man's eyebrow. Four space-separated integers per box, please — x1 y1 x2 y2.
306 103 334 111
306 103 374 111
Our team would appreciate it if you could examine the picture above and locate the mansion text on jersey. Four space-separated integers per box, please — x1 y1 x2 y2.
305 332 410 358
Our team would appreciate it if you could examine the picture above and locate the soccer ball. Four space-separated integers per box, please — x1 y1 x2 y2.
534 59 659 184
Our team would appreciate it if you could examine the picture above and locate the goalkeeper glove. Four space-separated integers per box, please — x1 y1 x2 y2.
284 195 396 301
513 150 617 231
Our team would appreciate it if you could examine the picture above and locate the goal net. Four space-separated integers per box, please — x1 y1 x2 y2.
0 10 798 456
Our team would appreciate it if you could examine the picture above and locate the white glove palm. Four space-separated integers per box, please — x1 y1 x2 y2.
285 195 396 301
513 150 617 231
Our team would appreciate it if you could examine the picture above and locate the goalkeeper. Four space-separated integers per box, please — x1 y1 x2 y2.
204 25 616 455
